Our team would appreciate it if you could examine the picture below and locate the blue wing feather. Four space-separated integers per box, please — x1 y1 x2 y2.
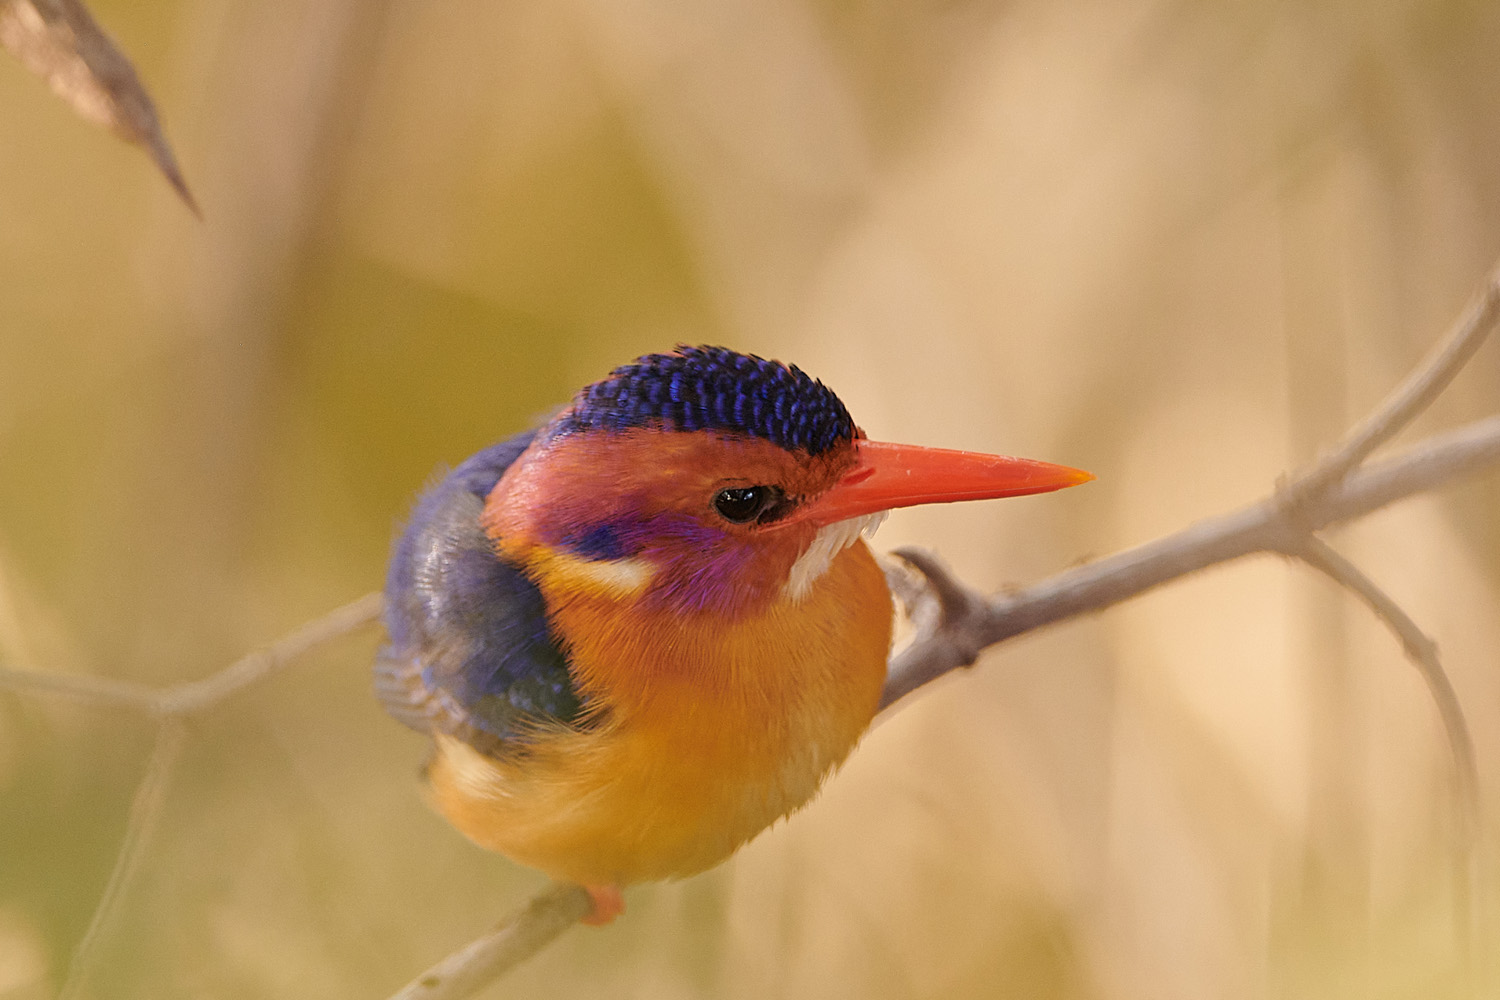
375 430 586 755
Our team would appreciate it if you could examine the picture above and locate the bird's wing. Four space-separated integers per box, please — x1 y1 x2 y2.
375 430 588 756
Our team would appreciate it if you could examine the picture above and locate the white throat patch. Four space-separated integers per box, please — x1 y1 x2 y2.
782 512 887 602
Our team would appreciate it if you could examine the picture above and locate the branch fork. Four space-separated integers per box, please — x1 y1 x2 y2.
2 262 1497 1000
384 259 1495 1000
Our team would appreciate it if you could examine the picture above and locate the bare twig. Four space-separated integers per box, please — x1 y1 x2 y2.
1290 535 1481 967
388 883 594 1000
57 718 187 1000
1290 537 1478 835
1285 262 1500 500
5 262 1494 1000
0 593 383 992
878 251 1500 711
388 412 1500 1000
879 413 1500 709
389 263 1498 999
0 591 384 717
157 591 384 716
0 663 158 711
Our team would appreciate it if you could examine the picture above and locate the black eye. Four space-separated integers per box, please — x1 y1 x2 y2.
714 486 771 524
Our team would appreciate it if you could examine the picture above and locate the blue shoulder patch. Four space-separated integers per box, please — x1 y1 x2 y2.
376 430 590 755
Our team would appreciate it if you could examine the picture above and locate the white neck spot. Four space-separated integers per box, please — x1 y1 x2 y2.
782 512 887 602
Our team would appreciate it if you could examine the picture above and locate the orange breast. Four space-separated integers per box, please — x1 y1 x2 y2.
425 540 892 886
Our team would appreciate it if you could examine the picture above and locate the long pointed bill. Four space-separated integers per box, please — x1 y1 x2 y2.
796 439 1094 528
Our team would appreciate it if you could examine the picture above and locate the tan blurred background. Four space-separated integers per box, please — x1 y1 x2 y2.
2 1 1499 997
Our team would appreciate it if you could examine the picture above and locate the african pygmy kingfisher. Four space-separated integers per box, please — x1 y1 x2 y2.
375 346 1090 923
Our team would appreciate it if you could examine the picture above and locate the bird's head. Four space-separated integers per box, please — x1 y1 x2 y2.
481 346 1090 618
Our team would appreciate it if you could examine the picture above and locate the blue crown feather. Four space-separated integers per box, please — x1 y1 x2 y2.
556 346 855 455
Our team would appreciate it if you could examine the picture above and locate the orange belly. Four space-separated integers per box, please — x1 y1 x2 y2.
425 540 892 886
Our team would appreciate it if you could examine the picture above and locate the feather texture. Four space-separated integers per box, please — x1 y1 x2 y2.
554 346 855 455
377 348 896 887
376 431 591 756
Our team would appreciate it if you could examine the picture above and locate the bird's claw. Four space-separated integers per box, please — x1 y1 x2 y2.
580 884 626 926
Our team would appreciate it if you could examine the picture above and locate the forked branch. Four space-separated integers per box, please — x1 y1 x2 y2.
0 592 385 997
2 268 1495 1000
879 413 1500 709
388 265 1499 1000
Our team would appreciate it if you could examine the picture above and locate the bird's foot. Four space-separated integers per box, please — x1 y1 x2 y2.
580 884 625 926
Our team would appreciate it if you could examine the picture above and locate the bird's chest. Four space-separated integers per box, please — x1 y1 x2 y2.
526 541 893 879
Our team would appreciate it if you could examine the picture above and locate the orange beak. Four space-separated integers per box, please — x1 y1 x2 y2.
795 439 1094 528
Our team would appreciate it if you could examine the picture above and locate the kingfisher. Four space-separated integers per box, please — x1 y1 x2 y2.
375 346 1090 924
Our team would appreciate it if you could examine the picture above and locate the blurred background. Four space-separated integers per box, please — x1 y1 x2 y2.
2 1 1499 997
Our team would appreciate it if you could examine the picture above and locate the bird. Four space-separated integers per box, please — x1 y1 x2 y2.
374 345 1090 924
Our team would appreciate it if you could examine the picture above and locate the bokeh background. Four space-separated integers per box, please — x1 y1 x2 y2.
2 1 1500 997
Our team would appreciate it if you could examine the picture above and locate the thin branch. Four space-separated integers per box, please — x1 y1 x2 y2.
157 591 384 716
1286 262 1500 501
882 547 987 673
388 883 593 1000
0 591 384 718
879 413 1500 709
384 298 1499 999
10 264 1495 1000
1306 414 1500 524
1290 535 1480 965
57 718 187 1000
388 410 1500 1000
0 595 383 998
1291 537 1478 822
0 664 158 712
